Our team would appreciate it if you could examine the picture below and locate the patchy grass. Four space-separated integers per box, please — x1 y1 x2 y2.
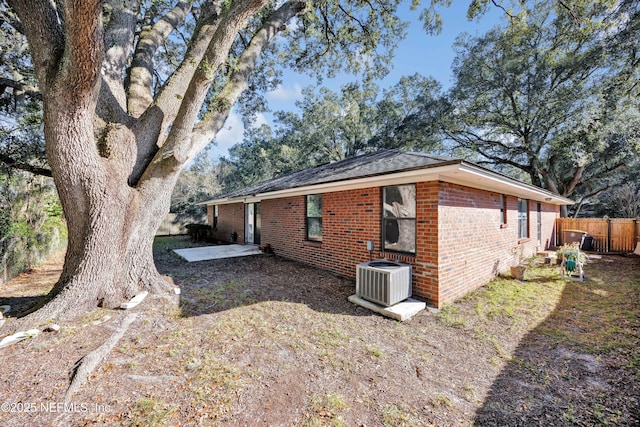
537 264 640 354
304 393 348 426
129 397 177 427
437 305 468 328
367 344 383 358
1 239 637 426
473 264 564 327
381 404 416 426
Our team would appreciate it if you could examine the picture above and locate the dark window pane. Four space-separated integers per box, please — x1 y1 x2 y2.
307 218 322 241
383 185 416 218
306 194 322 241
384 219 415 253
382 185 416 254
518 199 528 239
307 194 322 217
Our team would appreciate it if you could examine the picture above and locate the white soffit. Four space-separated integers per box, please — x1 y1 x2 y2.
201 162 574 206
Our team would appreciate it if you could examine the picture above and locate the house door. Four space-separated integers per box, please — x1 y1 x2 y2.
245 203 261 245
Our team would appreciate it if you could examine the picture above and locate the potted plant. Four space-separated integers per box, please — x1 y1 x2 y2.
557 242 586 271
510 245 531 280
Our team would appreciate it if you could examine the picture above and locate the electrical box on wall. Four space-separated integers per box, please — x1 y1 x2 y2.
366 241 374 251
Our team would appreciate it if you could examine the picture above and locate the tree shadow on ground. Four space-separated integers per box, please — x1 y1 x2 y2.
475 254 640 426
154 236 371 318
0 295 46 318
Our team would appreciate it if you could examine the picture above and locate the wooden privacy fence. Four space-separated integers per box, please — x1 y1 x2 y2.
156 213 207 236
556 218 640 253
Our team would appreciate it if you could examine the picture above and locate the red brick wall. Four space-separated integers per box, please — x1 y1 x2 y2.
435 183 559 306
410 182 439 303
209 181 560 308
437 183 513 306
260 189 383 277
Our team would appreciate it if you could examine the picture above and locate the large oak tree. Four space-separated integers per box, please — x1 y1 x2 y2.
220 75 445 191
445 0 640 216
2 0 460 323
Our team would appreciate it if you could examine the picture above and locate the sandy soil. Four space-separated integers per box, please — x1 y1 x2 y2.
0 236 638 426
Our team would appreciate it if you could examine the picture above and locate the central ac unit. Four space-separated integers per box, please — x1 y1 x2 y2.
356 260 412 306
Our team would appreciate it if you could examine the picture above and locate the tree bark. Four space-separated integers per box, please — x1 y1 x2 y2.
23 108 177 323
5 0 306 327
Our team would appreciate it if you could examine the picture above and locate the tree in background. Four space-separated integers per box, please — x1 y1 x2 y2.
2 0 460 323
0 167 66 283
445 0 640 215
589 167 640 218
170 150 223 224
369 73 446 151
593 183 640 218
219 123 309 192
0 22 65 282
221 75 445 191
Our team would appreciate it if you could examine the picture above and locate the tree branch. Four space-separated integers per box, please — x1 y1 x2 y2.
127 1 192 117
563 164 584 196
58 1 103 101
130 2 225 182
137 0 271 184
98 0 140 120
0 153 52 177
6 0 64 91
0 77 41 101
188 1 307 158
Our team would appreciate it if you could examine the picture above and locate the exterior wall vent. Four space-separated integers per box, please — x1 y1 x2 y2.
356 260 412 306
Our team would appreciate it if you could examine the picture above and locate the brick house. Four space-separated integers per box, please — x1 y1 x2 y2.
200 150 573 308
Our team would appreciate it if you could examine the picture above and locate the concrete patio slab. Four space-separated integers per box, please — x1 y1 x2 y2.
173 244 262 262
348 295 426 321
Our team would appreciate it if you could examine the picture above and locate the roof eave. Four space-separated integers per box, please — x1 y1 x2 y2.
199 161 574 206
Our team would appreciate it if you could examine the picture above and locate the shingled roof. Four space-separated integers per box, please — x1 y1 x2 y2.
200 149 574 206
212 150 459 199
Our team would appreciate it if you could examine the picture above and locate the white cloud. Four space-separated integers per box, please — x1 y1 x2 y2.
212 111 244 157
209 111 271 159
267 83 303 102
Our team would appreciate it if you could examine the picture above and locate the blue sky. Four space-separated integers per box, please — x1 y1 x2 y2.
211 1 505 159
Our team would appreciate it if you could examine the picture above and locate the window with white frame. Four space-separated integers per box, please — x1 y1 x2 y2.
306 194 322 241
518 198 529 239
382 184 416 254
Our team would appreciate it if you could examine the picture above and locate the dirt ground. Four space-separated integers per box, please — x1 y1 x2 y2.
0 236 638 426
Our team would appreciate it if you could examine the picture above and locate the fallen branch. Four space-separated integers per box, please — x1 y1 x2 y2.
65 312 137 403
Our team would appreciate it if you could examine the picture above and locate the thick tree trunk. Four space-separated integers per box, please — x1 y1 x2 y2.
25 177 176 323
6 0 304 328
21 100 177 324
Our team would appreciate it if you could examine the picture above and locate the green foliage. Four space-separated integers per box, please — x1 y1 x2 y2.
446 0 640 209
221 76 446 191
0 167 65 281
171 150 222 216
589 171 640 218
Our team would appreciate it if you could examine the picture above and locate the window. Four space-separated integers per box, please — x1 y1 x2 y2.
213 205 218 229
382 184 416 254
500 194 507 226
306 194 322 241
518 198 529 239
536 202 542 243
